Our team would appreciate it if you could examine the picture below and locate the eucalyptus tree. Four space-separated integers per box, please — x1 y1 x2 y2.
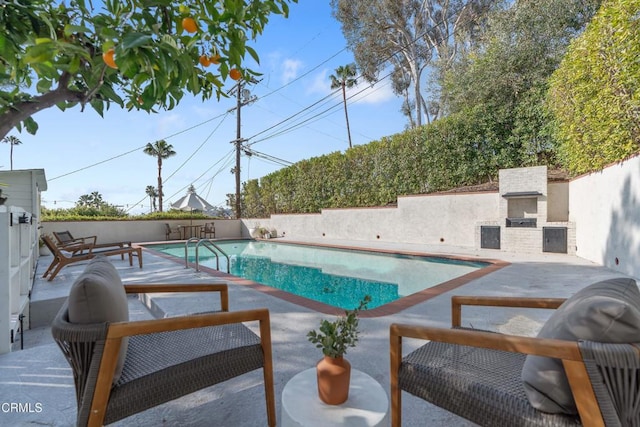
0 0 296 141
1 135 22 170
330 64 358 149
331 0 497 128
143 140 176 212
442 0 602 166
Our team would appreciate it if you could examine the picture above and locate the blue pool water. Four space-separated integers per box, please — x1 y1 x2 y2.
146 240 488 310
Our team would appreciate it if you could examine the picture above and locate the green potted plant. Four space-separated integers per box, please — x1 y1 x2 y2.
307 295 371 405
249 222 261 238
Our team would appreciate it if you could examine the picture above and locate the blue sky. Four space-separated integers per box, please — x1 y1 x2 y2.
1 2 406 215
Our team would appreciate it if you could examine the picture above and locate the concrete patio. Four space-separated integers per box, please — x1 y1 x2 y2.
0 238 630 426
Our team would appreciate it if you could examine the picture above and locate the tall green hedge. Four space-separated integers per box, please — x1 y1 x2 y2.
548 0 640 174
241 111 518 217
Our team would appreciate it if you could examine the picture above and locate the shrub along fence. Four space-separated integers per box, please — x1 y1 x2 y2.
242 112 523 218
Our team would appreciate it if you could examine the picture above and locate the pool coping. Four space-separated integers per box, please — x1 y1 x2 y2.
141 239 510 317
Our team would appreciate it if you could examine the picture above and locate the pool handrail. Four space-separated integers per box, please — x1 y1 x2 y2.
184 237 200 268
195 239 231 273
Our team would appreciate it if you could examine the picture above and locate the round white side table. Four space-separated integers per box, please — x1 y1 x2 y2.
281 368 389 427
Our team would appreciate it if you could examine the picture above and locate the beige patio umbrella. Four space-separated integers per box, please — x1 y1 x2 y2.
171 185 215 225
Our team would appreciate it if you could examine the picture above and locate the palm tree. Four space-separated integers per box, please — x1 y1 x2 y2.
145 185 158 212
2 135 22 170
329 64 358 149
143 140 176 212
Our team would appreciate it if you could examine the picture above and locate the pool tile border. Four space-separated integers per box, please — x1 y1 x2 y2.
142 240 509 317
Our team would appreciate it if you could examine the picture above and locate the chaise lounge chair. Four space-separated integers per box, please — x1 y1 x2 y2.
53 230 132 259
390 278 640 426
41 235 142 281
53 230 98 247
51 257 275 426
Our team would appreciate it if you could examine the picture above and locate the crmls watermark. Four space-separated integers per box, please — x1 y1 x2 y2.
1 402 43 413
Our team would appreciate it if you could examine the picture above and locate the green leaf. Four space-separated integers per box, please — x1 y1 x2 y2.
24 117 38 135
23 43 55 64
36 79 52 93
90 98 105 117
68 55 81 74
245 45 259 64
63 25 90 37
121 33 154 50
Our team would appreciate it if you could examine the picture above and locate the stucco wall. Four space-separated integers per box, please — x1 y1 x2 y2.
547 182 569 222
569 155 640 278
41 219 242 244
244 191 500 248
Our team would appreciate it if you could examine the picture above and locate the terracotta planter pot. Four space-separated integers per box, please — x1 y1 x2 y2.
316 356 351 405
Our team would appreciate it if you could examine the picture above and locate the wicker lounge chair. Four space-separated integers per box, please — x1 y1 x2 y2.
200 222 216 239
41 235 142 281
51 258 275 426
390 279 640 426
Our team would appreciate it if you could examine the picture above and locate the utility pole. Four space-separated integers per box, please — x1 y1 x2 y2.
229 78 258 219
235 82 242 219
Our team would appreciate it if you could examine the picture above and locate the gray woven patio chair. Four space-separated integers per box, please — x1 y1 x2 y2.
52 282 275 427
390 294 640 427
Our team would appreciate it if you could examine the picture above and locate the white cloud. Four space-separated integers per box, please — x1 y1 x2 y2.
347 80 396 105
192 104 226 118
155 113 185 136
281 59 303 84
306 69 331 95
306 69 395 105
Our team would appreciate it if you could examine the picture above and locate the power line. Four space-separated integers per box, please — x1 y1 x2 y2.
124 114 231 213
248 69 395 146
50 5 470 212
166 149 236 202
52 1 473 185
243 147 293 167
162 112 231 184
49 111 231 182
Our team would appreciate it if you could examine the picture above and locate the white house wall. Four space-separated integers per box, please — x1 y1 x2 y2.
569 155 640 278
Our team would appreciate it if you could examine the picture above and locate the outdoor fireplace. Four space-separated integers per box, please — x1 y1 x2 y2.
505 217 536 227
502 191 542 228
478 165 574 254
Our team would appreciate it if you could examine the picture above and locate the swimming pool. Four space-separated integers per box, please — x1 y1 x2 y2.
145 240 492 311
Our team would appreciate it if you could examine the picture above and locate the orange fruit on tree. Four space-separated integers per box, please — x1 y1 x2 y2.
229 68 242 80
102 48 117 69
209 54 221 65
199 54 211 67
182 17 198 33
